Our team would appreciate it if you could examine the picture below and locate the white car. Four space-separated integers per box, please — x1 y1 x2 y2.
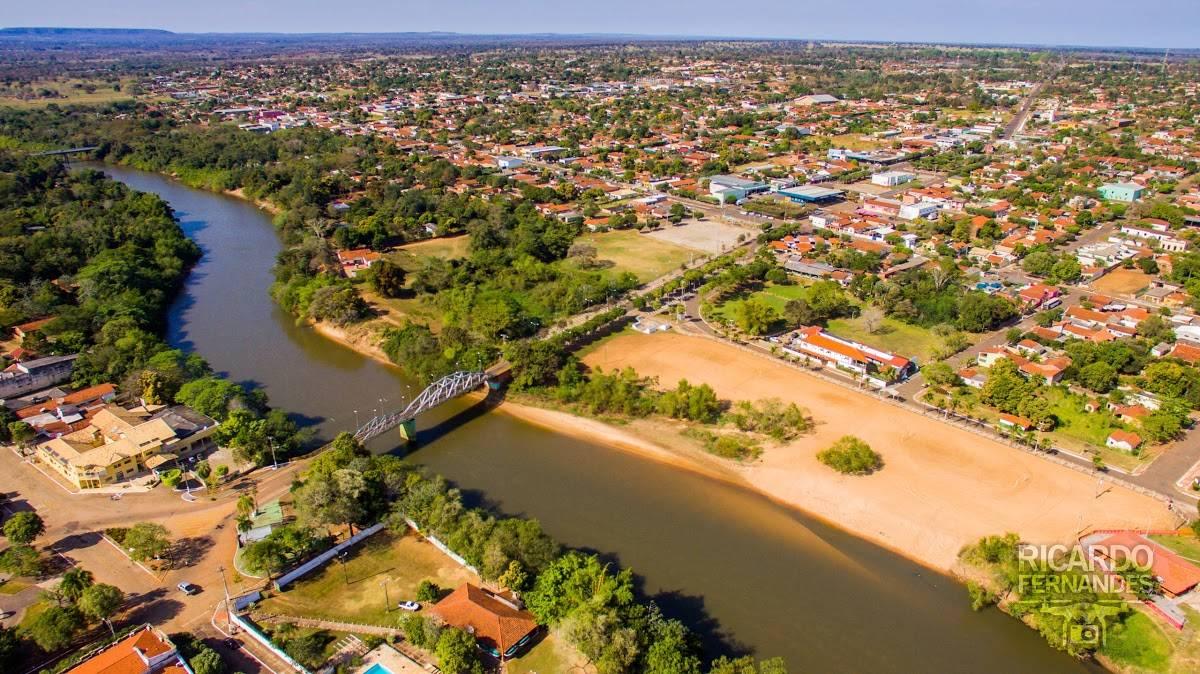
397 601 421 612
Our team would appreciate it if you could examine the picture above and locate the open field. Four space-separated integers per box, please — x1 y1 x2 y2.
1100 609 1174 673
824 133 885 151
1092 268 1153 296
387 234 470 272
1149 534 1200 563
258 529 477 626
582 331 1174 570
710 282 811 323
643 219 749 254
0 78 141 108
508 633 594 674
572 229 695 282
826 315 951 363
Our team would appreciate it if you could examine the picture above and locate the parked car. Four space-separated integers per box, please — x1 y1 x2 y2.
397 601 421 611
224 638 241 650
177 582 200 595
0 610 14 619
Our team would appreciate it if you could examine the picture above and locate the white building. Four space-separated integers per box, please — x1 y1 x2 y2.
871 171 915 187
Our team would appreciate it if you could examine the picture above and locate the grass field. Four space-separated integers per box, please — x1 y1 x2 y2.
711 282 811 321
0 578 31 595
0 78 141 109
572 229 695 282
387 235 470 272
507 633 591 674
825 315 946 363
258 530 477 626
1101 610 1174 673
1092 268 1153 296
825 133 885 151
1149 534 1200 563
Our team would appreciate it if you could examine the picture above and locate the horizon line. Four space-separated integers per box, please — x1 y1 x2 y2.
2 26 1197 53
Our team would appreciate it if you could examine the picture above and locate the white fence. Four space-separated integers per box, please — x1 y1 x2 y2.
274 523 385 591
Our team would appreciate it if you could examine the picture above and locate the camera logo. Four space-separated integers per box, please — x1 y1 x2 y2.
1069 624 1101 648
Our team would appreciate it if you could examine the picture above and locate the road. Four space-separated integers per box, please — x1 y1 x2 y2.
1001 62 1062 139
0 448 309 672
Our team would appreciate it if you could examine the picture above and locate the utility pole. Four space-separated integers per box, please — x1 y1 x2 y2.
269 439 278 471
381 580 390 612
218 565 234 634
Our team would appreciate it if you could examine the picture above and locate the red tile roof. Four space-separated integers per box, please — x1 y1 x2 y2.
1095 532 1200 596
68 627 176 674
428 584 538 656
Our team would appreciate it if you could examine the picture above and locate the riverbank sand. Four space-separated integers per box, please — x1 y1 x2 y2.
577 331 1175 571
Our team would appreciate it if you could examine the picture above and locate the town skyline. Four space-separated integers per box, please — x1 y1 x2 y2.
5 0 1200 50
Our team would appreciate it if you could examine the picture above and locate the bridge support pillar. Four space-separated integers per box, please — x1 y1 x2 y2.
397 419 417 443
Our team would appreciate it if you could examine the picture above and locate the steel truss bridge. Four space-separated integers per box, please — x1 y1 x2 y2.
353 370 490 443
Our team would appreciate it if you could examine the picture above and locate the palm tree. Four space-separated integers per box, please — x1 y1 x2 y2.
58 567 94 604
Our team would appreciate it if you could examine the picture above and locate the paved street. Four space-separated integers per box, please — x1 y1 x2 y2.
0 447 309 672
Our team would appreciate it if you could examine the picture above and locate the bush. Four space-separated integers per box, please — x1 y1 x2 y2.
685 428 762 460
817 435 882 475
415 579 440 602
159 469 182 489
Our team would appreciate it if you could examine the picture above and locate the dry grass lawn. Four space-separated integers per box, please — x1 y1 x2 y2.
583 331 1174 569
387 235 471 272
573 229 695 282
1091 268 1153 296
258 529 478 626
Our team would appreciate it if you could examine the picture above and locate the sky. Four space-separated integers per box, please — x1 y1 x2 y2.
6 1 1199 49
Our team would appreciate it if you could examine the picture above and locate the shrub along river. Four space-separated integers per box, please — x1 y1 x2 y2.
92 163 1096 673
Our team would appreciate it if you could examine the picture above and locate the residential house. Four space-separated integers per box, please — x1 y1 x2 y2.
66 625 191 674
428 583 539 660
336 248 381 278
780 326 915 382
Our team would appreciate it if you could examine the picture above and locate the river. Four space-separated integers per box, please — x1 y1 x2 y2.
91 163 1094 673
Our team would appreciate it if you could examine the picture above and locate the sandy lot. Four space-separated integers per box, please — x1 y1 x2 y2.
1091 268 1152 296
644 218 749 254
583 332 1174 570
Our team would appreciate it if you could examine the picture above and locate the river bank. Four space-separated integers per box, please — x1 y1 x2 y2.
305 309 1174 575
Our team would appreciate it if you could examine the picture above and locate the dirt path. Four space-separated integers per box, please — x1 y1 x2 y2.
582 331 1175 570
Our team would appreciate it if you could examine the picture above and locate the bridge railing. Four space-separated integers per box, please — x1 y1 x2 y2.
353 370 488 442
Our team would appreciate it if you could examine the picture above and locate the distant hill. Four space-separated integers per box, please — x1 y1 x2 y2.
0 27 175 36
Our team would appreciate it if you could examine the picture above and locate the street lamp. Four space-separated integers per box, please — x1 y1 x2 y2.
337 552 349 585
381 579 391 612
269 440 279 471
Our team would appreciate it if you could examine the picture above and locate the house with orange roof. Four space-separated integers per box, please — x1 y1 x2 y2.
66 625 190 674
428 583 539 660
1091 531 1200 597
779 326 915 382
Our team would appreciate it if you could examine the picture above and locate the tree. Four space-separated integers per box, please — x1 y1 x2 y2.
1137 315 1173 343
6 421 34 448
736 298 777 336
241 538 288 580
0 545 42 577
26 605 83 652
1077 361 1118 393
79 584 124 635
562 604 639 674
58 567 95 604
0 626 19 671
817 436 882 475
175 377 242 421
1142 410 1184 443
435 627 483 674
415 579 440 602
3 511 45 545
370 260 407 298
981 359 1034 413
123 522 171 562
189 647 226 674
709 656 788 674
861 306 885 334
921 362 959 388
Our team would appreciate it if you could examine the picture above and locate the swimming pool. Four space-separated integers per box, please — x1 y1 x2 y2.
362 662 393 674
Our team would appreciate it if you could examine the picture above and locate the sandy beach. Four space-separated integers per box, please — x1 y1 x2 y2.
580 331 1177 571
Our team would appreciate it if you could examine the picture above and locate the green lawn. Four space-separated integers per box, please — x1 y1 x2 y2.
711 282 812 324
507 633 587 674
573 229 695 282
257 530 477 626
1149 535 1200 564
1040 388 1149 470
0 578 32 595
826 315 946 363
387 235 471 272
1101 610 1173 673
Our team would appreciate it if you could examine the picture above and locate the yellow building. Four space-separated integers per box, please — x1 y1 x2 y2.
38 404 218 490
